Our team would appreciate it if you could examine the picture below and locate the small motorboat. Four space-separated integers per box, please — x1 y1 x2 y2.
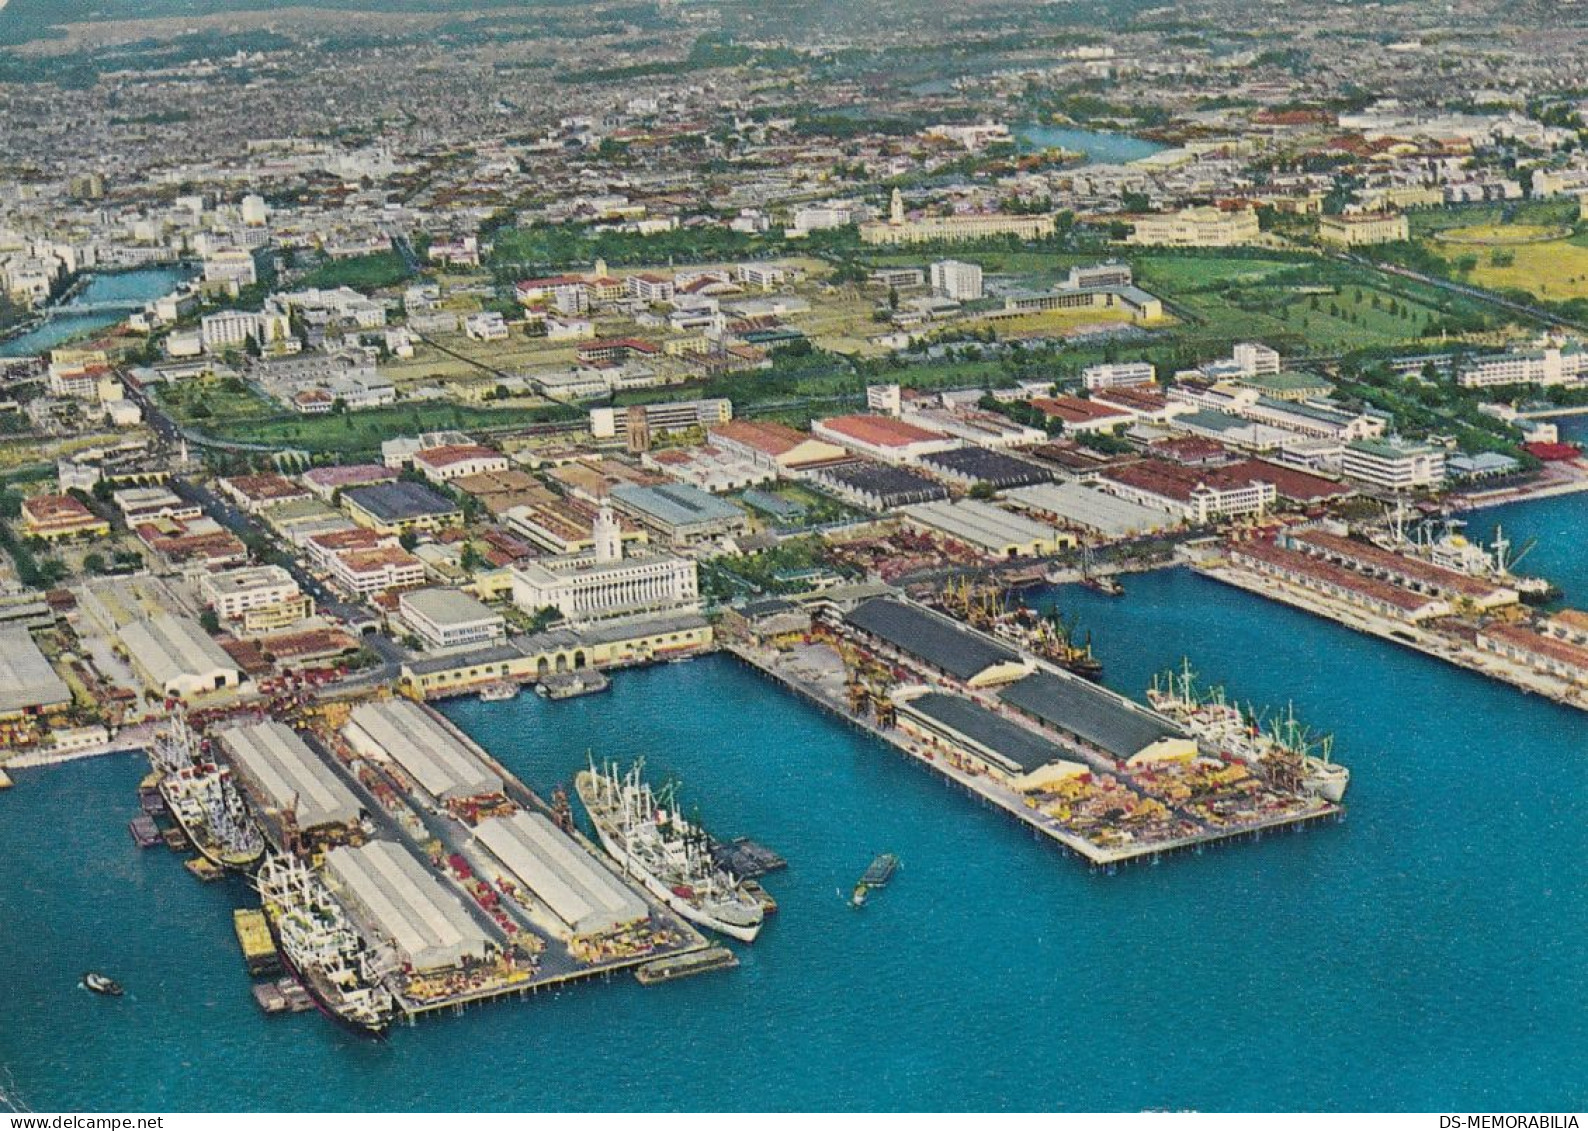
83 971 124 997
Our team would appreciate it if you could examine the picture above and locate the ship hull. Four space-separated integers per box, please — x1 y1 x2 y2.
159 781 264 873
575 773 762 943
261 907 391 1040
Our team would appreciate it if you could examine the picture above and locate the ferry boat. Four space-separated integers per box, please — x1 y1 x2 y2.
149 716 265 873
574 758 764 943
82 972 123 997
477 681 519 703
1147 661 1349 803
851 853 899 908
254 855 397 1038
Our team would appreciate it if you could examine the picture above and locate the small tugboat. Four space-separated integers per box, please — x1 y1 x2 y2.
850 853 899 908
83 972 124 997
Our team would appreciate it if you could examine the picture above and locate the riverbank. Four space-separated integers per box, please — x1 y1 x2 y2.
0 265 190 358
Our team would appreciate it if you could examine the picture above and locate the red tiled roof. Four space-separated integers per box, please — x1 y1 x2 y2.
817 414 948 447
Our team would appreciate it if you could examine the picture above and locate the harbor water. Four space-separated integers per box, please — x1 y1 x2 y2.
2 523 1586 1109
0 266 189 357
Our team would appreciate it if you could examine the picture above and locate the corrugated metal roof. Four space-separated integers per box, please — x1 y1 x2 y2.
998 671 1184 760
844 598 1021 682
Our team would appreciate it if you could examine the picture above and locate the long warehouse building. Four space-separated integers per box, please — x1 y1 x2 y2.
474 811 648 937
324 840 492 972
0 626 71 719
1005 481 1176 539
216 719 363 832
343 699 503 803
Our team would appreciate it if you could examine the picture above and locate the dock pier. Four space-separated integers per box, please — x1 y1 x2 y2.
725 644 1341 871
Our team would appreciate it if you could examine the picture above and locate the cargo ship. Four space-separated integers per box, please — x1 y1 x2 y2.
254 854 396 1038
148 715 265 873
1377 505 1554 602
1147 661 1349 803
574 758 764 943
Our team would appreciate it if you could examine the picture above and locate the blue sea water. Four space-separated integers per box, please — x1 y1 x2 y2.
1014 123 1167 165
1 267 189 358
2 515 1587 1110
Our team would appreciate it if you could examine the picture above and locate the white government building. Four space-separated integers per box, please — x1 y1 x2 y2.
509 505 698 623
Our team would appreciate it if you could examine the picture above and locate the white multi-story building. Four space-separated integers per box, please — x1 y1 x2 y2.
1456 346 1588 388
1232 342 1282 377
200 564 305 621
328 547 428 596
1081 361 1157 390
1341 438 1446 490
930 259 984 301
509 506 698 623
791 201 862 234
202 247 257 292
398 588 507 650
200 310 289 353
463 311 509 341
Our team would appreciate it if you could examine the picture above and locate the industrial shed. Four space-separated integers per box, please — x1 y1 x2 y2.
899 499 1067 558
843 598 1031 687
0 626 71 719
117 614 242 699
343 699 503 803
918 446 1051 491
324 841 492 972
894 692 1089 789
1005 481 1176 539
474 811 648 937
997 671 1194 763
216 720 362 832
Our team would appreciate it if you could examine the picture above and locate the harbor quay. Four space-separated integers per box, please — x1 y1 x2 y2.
1193 527 1588 714
132 689 716 1032
721 594 1343 870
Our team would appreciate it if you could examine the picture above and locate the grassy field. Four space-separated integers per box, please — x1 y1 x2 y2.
1459 231 1588 301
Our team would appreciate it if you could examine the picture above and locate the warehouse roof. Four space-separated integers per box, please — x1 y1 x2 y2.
474 811 647 936
899 692 1077 776
0 626 70 715
998 670 1185 760
901 498 1060 554
217 720 362 831
919 445 1051 488
344 700 502 802
399 587 501 628
844 598 1023 683
324 841 491 971
1006 481 1173 537
117 614 240 689
343 480 459 524
609 483 744 530
815 461 948 508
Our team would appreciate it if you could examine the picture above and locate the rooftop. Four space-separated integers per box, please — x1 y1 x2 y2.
998 670 1186 761
901 692 1078 776
344 481 460 524
0 626 70 715
817 414 950 448
845 598 1024 684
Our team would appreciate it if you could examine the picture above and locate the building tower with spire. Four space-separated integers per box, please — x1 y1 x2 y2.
592 502 623 564
889 187 904 225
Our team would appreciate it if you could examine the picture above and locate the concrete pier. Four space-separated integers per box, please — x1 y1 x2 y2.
726 643 1341 870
